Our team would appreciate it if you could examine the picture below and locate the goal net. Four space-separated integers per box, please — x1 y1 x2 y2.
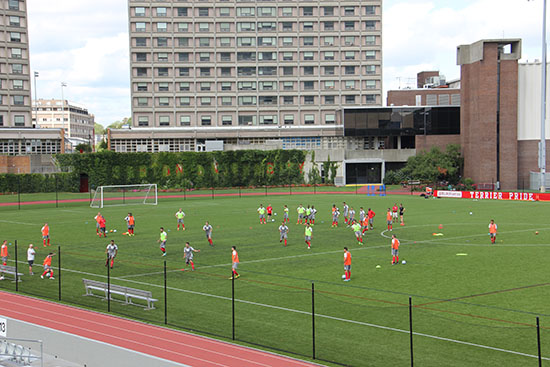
90 184 157 208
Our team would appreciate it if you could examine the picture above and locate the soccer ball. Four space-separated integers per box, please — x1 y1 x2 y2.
469 212 473 215
272 219 275 222
402 260 407 265
274 213 277 216
46 273 51 278
113 229 117 233
341 274 346 279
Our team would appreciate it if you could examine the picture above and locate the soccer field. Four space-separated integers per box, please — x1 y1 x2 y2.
0 192 549 366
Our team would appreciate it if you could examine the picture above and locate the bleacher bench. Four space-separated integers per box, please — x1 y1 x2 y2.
82 278 157 310
0 265 23 282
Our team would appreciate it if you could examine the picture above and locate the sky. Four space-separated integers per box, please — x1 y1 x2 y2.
26 0 547 127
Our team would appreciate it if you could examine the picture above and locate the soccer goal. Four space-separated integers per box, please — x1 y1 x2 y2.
90 184 158 208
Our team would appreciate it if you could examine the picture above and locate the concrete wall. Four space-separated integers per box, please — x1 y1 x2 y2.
2 315 183 367
518 62 550 140
0 156 31 173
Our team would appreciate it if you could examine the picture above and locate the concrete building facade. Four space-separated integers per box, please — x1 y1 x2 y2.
0 0 32 128
33 99 95 141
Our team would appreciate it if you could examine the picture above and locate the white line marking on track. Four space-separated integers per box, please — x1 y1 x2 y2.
7 259 548 362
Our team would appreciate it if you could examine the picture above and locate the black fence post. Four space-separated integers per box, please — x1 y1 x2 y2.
17 175 20 210
537 316 542 367
232 271 235 340
312 282 316 360
164 260 167 325
123 188 125 204
184 183 186 201
314 183 316 194
14 240 18 292
239 186 241 198
289 181 292 195
107 257 111 312
58 246 61 301
89 181 92 204
409 296 414 367
55 175 58 208
211 186 214 200
265 185 267 196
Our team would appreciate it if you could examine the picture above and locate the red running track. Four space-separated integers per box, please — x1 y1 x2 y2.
0 291 322 367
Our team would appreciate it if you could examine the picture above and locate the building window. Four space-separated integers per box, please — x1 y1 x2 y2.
365 5 376 15
221 116 232 126
324 95 335 104
345 66 356 75
365 50 377 60
179 97 190 106
10 48 22 59
238 37 255 47
282 37 294 46
260 115 277 125
304 96 315 104
221 82 232 91
366 95 376 104
220 23 231 32
365 80 376 89
324 80 335 89
259 52 275 61
8 0 20 11
345 21 355 31
345 51 355 60
303 81 314 90
323 36 334 46
156 7 167 17
302 7 313 16
237 7 255 16
157 52 168 62
324 51 335 61
13 96 24 105
158 97 170 106
258 66 276 75
9 16 21 27
135 22 146 32
282 81 294 90
259 81 275 90
199 38 211 47
323 22 334 31
135 7 145 16
259 96 276 105
180 116 191 126
138 116 149 126
157 68 169 77
365 36 376 45
303 37 314 46
199 52 210 62
258 7 275 17
282 22 293 31
177 7 188 17
219 7 230 17
282 52 293 61
198 23 210 32
10 32 21 42
198 7 209 16
304 115 315 125
345 80 356 89
14 64 25 74
365 21 377 30
344 6 355 15
200 97 211 106
179 82 190 91
137 82 148 92
178 53 189 62
200 67 211 76
303 22 314 31
156 38 168 47
238 96 256 106
366 65 376 75
258 37 276 47
324 66 335 76
284 115 294 125
0 116 3 126
238 115 256 126
157 22 168 32
137 97 148 106
325 114 336 124
219 37 231 47
135 37 147 47
324 6 334 15
14 115 25 127
238 52 255 61
12 80 23 90
345 95 356 104
159 116 170 126
282 67 294 76
178 38 189 47
238 67 256 76
200 82 211 91
136 53 147 62
283 96 294 105
178 23 189 32
201 116 212 126
179 68 189 77
221 97 232 106
281 7 293 17
303 52 314 61
344 36 355 46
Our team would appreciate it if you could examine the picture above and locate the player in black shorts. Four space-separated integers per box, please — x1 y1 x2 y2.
399 204 405 226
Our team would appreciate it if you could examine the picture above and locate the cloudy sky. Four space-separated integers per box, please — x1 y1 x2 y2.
27 0 546 127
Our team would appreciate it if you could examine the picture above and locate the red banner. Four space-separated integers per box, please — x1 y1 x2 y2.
434 190 550 202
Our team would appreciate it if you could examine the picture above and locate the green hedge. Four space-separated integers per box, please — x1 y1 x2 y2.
0 173 78 193
55 150 307 189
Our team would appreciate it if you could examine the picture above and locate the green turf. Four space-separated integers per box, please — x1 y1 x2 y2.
0 193 549 366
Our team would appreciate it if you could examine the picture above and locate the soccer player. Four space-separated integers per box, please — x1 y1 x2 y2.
309 206 317 225
351 220 363 245
158 227 167 256
367 208 376 230
297 204 305 224
41 223 50 246
399 204 405 226
41 252 55 279
391 234 400 265
27 244 35 275
305 224 313 249
489 219 498 244
266 204 273 222
125 213 135 236
305 205 311 225
392 203 399 221
343 247 352 281
343 202 349 225
1 240 8 266
283 205 290 223
349 207 356 225
94 212 103 235
257 204 267 224
99 216 107 238
331 207 340 228
359 207 367 233
386 208 393 231
279 221 289 246
105 240 118 269
175 208 186 231
230 246 240 279
182 242 200 271
203 221 214 246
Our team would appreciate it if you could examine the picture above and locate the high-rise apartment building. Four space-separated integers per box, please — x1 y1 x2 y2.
33 99 95 141
113 0 383 153
0 0 32 128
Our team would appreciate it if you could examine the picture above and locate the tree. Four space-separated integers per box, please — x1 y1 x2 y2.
75 143 92 153
400 144 463 184
107 117 131 130
94 123 104 135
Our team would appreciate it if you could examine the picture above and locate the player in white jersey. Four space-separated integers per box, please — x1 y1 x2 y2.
105 240 118 269
343 202 350 225
279 222 289 246
182 242 200 271
203 221 214 246
309 206 317 225
359 207 366 223
27 244 36 275
348 207 356 224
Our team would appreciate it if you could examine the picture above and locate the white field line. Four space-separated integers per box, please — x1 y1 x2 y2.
0 219 36 226
117 245 387 279
5 259 548 362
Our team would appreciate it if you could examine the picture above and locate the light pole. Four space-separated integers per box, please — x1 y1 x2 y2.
33 71 39 128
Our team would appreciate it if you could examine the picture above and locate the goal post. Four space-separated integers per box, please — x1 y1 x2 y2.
90 184 157 208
